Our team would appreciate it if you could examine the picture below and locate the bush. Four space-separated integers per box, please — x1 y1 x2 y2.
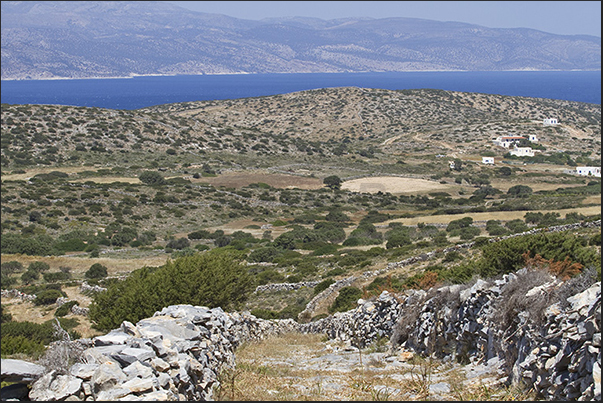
187 230 212 240
1 234 56 256
138 171 165 185
328 286 363 313
313 278 336 295
43 271 71 283
1 273 18 289
55 301 79 317
33 289 63 306
505 219 529 233
1 261 24 274
165 237 190 250
459 226 481 240
507 185 533 197
85 263 108 279
28 261 50 273
21 270 39 285
89 250 254 331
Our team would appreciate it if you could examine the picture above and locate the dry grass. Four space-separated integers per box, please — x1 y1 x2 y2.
0 253 168 277
70 176 140 184
341 176 456 195
1 166 100 181
383 205 601 226
215 332 537 401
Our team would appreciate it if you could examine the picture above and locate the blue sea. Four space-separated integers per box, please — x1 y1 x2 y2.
1 71 600 110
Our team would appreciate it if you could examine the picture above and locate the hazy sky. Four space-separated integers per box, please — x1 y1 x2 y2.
164 1 601 37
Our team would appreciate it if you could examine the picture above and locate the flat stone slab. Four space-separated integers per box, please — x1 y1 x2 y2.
1 359 45 383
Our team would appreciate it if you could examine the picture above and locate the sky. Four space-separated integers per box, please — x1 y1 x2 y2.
164 1 601 37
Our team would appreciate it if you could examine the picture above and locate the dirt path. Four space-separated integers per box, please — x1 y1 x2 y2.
218 333 529 401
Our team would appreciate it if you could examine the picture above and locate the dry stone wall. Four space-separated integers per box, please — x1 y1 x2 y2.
14 272 599 401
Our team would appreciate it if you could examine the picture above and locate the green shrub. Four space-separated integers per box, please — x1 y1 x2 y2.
28 261 50 273
313 278 336 295
43 271 71 283
20 270 39 285
1 335 46 358
328 286 363 313
85 263 108 279
89 250 254 331
55 301 79 317
33 289 63 305
1 274 18 289
1 261 24 274
138 171 165 185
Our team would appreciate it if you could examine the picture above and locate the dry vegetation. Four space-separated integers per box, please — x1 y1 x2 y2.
215 332 537 401
1 88 600 366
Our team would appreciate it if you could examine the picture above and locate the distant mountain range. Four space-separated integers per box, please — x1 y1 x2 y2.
1 1 600 80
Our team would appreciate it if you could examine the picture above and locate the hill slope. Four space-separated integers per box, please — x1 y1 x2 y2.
1 1 600 80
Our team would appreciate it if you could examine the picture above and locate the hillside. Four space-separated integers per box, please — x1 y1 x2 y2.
1 88 601 401
1 1 601 80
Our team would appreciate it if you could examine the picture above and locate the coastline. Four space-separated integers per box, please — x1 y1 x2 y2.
2 69 600 82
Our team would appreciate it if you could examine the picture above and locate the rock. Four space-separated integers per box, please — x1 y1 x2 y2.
123 361 155 379
593 360 601 401
1 358 45 383
70 363 99 380
429 382 451 394
151 357 170 372
90 361 127 392
94 329 131 346
112 347 156 366
121 377 154 393
95 387 131 401
0 383 31 400
29 371 82 401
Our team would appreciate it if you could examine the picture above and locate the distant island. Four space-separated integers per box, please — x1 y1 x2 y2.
1 1 600 80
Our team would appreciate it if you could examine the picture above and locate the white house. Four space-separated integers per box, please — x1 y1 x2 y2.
482 157 494 165
528 135 538 142
509 146 536 157
543 118 559 125
576 166 601 178
493 136 525 148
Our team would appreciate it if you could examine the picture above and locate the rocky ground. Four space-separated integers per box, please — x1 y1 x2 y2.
222 333 528 401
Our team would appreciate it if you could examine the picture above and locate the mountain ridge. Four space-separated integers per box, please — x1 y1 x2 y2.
1 1 600 80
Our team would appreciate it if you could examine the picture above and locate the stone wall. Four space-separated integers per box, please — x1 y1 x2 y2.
16 272 599 401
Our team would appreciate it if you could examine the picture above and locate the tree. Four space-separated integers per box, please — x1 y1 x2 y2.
323 175 342 190
138 171 165 185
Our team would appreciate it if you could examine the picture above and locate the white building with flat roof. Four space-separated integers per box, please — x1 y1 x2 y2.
543 118 559 125
576 167 601 177
509 146 536 157
493 136 525 148
482 157 494 165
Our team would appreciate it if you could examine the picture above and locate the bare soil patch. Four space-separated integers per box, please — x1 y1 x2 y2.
342 176 453 194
